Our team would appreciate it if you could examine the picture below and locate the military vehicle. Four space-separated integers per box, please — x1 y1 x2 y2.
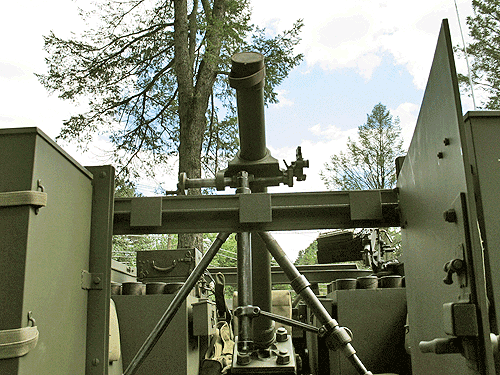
1 19 499 375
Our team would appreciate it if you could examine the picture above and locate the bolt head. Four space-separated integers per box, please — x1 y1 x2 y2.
443 209 457 223
276 349 290 365
276 327 288 342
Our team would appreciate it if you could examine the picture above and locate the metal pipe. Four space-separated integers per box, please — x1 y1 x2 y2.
123 232 231 375
237 231 253 352
236 171 253 352
229 52 267 162
258 231 372 375
251 233 274 348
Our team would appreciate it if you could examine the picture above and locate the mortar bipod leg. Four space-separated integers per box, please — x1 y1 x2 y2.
258 231 373 375
123 232 232 375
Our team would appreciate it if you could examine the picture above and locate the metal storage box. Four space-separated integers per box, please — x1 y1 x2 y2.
137 248 201 283
0 128 94 374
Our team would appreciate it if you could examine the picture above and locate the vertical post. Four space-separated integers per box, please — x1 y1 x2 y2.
85 166 115 375
236 172 253 353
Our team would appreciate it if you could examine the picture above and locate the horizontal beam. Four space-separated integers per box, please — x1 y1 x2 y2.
113 190 400 235
207 264 372 285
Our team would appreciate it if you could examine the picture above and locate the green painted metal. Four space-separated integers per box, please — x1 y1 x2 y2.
207 264 371 286
112 295 200 375
329 289 410 375
0 127 93 375
113 189 399 235
397 20 494 374
462 111 500 374
85 165 115 375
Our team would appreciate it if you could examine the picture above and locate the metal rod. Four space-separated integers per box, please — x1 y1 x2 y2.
237 231 253 352
123 232 231 375
258 231 373 375
236 171 253 352
251 233 274 348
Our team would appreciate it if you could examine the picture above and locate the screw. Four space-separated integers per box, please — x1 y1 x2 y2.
443 209 457 223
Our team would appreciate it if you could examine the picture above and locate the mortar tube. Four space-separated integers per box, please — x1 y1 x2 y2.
229 52 267 162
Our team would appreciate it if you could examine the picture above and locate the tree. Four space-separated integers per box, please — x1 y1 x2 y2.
294 240 318 265
457 0 500 109
320 103 404 190
37 0 303 249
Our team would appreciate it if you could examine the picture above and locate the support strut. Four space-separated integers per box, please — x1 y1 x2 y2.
258 231 373 375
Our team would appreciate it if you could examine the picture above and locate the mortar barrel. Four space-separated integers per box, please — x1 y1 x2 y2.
229 52 267 161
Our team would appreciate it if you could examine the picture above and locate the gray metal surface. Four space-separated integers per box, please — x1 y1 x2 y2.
0 128 93 374
114 189 399 234
332 288 410 375
397 20 493 374
462 111 500 373
112 294 200 375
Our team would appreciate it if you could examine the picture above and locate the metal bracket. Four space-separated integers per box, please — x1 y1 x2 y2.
81 270 103 290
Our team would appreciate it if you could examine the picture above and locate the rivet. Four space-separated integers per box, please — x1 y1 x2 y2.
92 358 100 366
99 171 107 178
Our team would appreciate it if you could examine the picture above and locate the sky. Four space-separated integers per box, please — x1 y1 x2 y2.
0 0 477 260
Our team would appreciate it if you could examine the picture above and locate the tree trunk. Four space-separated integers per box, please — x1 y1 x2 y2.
174 0 226 251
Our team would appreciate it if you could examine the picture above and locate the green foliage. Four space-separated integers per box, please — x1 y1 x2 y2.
204 233 238 267
37 0 303 179
320 103 404 190
294 240 318 265
457 0 500 109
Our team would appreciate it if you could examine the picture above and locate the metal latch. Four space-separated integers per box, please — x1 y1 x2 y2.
81 270 103 290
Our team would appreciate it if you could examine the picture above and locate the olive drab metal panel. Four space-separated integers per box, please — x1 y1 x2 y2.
397 21 495 374
462 111 500 374
0 128 93 375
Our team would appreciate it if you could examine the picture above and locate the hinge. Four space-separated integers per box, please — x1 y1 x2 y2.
81 270 103 290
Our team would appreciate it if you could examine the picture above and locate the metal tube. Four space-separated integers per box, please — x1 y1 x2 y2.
236 171 253 352
258 231 373 375
237 231 253 352
123 232 231 375
229 52 267 162
258 232 332 323
251 233 274 348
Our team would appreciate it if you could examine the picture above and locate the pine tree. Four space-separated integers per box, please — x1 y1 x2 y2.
320 103 404 190
458 0 500 109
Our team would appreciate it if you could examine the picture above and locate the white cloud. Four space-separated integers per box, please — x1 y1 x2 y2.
390 102 419 150
251 0 474 90
271 89 294 108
